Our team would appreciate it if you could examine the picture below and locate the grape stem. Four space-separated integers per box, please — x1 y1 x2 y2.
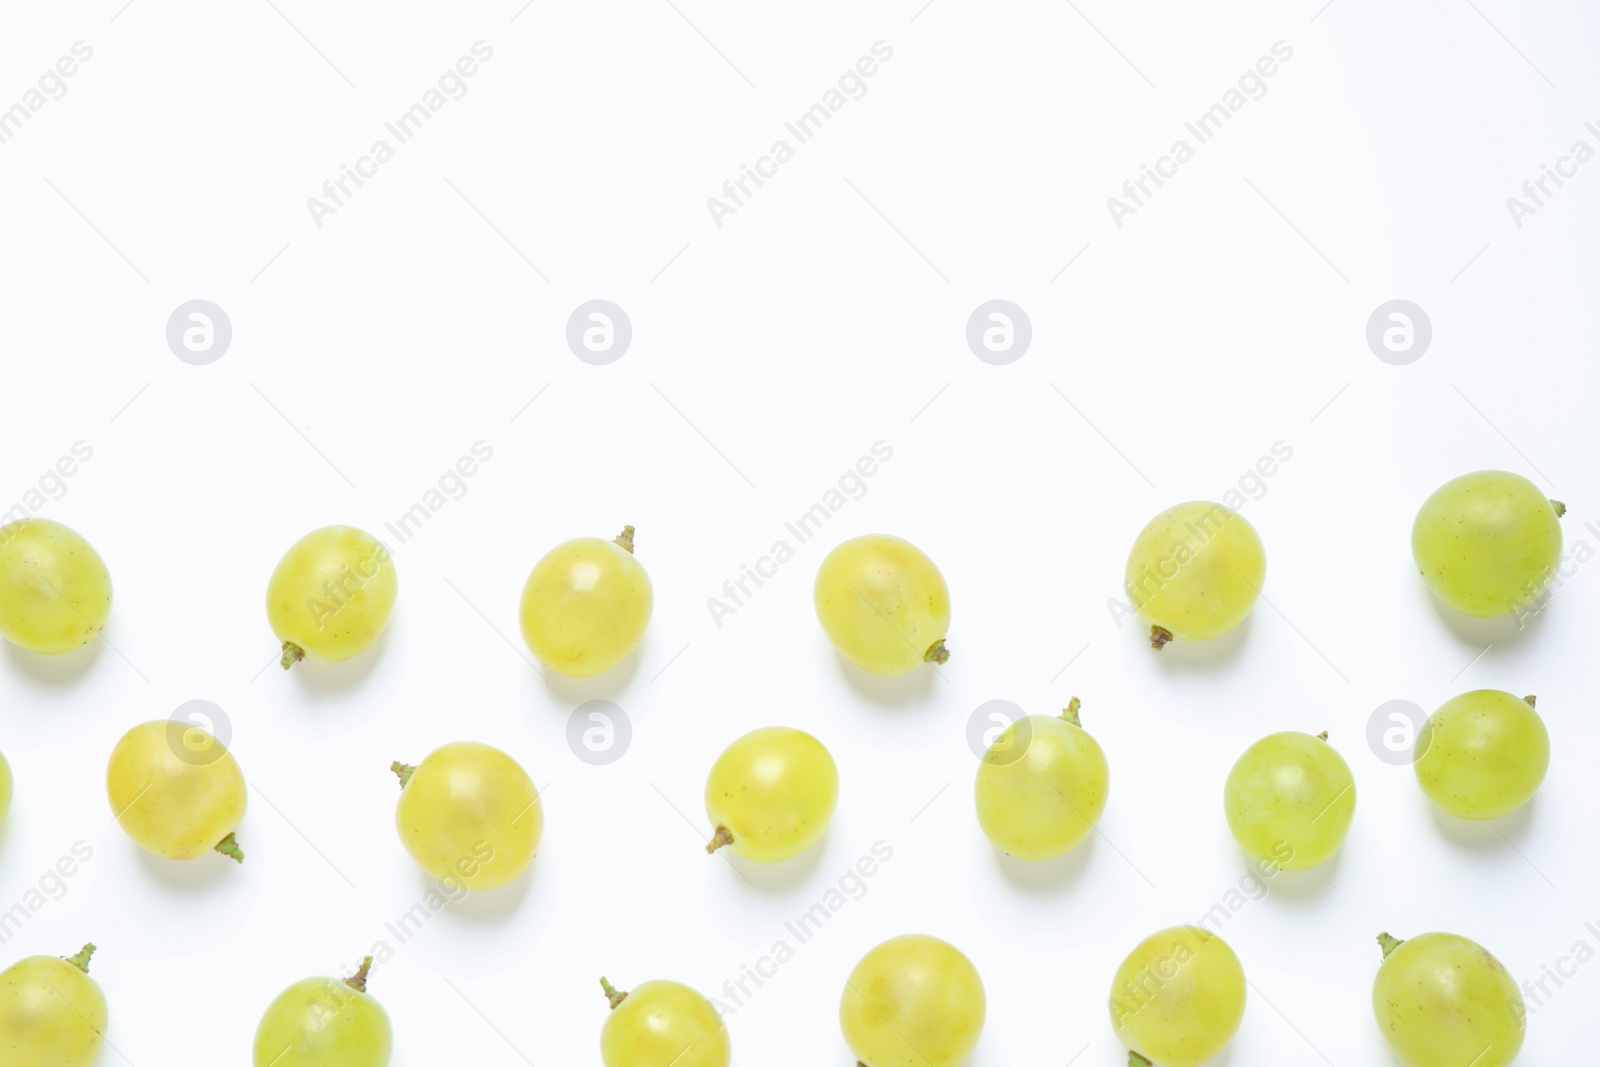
614 526 636 554
1316 730 1329 742
1551 500 1567 518
280 641 305 670
345 956 373 993
1149 626 1173 651
923 639 950 665
1060 697 1083 727
706 826 734 854
600 977 628 1009
1378 932 1405 961
63 944 96 974
1129 1053 1154 1067
214 833 244 864
391 762 417 789
1523 695 1537 708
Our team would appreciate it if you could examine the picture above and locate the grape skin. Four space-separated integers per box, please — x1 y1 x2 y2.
814 535 950 675
1124 502 1264 648
1411 470 1562 618
840 934 985 1067
519 527 652 677
1223 731 1355 871
1414 690 1548 819
0 947 106 1067
105 721 246 862
253 962 392 1067
0 750 11 828
1109 926 1245 1067
974 701 1108 861
704 727 838 863
266 525 398 668
599 979 729 1067
394 742 541 891
1372 932 1524 1067
0 519 111 655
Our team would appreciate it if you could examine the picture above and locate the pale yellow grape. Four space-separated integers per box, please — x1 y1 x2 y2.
0 750 11 827
267 525 397 669
253 958 392 1067
1124 502 1264 649
106 720 246 862
393 741 541 890
1372 932 1524 1067
704 727 838 862
974 698 1108 861
1414 690 1548 819
814 534 950 674
0 519 111 655
1412 470 1562 618
1109 925 1245 1067
520 527 652 677
840 934 985 1067
1223 731 1355 871
599 978 728 1067
0 945 105 1067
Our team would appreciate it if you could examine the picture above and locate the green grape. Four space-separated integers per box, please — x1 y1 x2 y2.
0 944 106 1067
840 934 985 1067
253 957 392 1067
974 698 1108 861
0 519 111 655
392 741 541 890
814 535 951 674
267 525 398 669
1412 470 1563 618
106 720 246 862
1414 690 1548 819
704 727 838 862
519 526 652 677
1223 731 1355 871
1372 932 1524 1067
599 977 728 1067
1124 502 1264 649
1109 925 1245 1067
0 749 12 827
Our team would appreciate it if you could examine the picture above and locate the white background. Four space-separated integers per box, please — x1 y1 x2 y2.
0 1 1597 1064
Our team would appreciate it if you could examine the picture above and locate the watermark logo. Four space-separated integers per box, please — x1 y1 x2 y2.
965 699 1031 763
1366 699 1431 765
166 700 232 766
965 301 1031 365
166 300 232 365
566 300 632 365
568 700 631 765
1366 300 1431 365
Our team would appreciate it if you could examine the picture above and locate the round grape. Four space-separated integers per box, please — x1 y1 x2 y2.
814 534 950 674
267 525 397 669
1224 731 1355 870
106 720 246 862
1109 925 1245 1067
599 977 729 1067
1414 690 1548 819
393 741 541 891
253 957 392 1067
1124 502 1264 649
1372 932 1524 1067
974 698 1108 861
704 727 838 863
0 944 105 1067
840 934 985 1067
519 526 652 677
0 519 111 655
1412 470 1563 618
